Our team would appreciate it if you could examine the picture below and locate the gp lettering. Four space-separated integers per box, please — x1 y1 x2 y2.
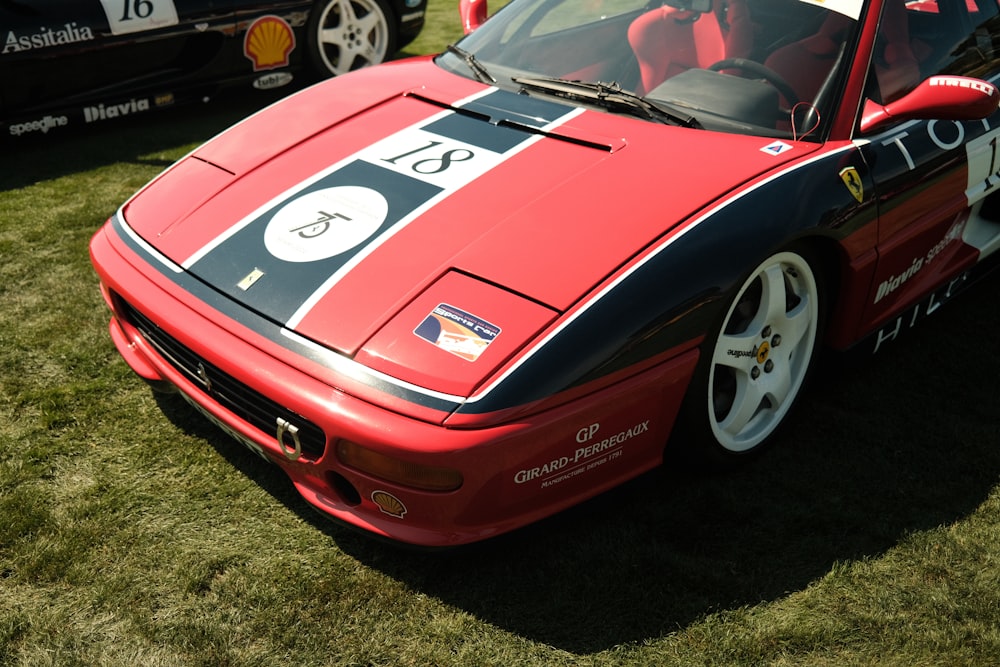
514 420 650 485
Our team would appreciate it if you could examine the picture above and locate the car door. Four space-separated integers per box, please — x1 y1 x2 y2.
1 0 234 125
857 0 1000 351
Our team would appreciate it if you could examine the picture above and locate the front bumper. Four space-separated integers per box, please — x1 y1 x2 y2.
90 220 698 546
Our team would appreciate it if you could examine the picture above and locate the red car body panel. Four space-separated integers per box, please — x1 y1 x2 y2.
119 60 821 401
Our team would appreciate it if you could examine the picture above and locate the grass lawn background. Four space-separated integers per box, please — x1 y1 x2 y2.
2 1 999 664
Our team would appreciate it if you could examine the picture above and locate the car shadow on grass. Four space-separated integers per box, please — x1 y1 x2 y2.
147 239 1000 654
370 274 1000 653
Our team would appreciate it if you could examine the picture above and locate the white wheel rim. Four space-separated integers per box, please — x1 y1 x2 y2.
315 0 390 76
708 251 819 452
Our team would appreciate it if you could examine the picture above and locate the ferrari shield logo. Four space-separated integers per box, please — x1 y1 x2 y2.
839 167 864 203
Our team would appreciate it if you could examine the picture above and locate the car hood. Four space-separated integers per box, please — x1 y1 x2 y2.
122 60 818 397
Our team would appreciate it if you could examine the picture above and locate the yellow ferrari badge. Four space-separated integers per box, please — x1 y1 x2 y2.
839 166 864 203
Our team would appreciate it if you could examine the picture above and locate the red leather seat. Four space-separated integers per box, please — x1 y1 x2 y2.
764 0 921 107
763 13 853 108
628 0 752 95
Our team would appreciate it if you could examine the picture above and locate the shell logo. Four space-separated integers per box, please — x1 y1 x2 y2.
371 491 407 519
243 16 295 71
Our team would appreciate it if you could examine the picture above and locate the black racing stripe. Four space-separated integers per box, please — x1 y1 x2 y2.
110 215 464 414
188 160 440 323
421 112 528 153
111 90 580 416
462 88 574 128
186 93 556 327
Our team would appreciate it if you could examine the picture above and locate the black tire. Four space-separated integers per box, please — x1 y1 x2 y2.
677 245 825 465
306 0 398 78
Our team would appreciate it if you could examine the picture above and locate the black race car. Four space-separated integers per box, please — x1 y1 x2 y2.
1 0 427 138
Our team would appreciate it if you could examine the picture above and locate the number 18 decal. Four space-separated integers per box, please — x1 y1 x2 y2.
364 128 507 190
99 0 179 36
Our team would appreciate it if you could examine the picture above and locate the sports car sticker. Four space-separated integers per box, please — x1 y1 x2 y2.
871 270 970 354
513 419 648 488
99 0 179 36
2 23 94 54
414 304 501 362
966 127 1000 205
237 268 265 291
8 115 68 136
182 88 581 327
254 72 295 90
761 140 793 156
263 187 389 263
872 218 966 304
371 491 407 518
244 16 296 71
83 97 151 124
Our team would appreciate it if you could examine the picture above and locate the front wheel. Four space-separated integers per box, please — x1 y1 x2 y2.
682 248 824 463
307 0 398 78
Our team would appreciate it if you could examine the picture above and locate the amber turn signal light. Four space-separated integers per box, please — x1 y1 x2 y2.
335 440 463 492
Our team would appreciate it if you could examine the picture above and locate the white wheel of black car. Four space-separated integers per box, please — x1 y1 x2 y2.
695 248 823 458
307 0 397 77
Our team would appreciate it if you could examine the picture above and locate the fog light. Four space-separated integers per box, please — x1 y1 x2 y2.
336 440 463 492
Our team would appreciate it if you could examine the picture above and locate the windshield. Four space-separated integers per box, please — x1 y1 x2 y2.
439 0 865 140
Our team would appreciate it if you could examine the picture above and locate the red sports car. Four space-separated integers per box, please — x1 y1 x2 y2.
91 0 1000 546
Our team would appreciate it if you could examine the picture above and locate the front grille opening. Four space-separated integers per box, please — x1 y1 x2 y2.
115 294 327 460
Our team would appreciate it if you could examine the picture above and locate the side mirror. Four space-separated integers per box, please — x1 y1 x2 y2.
459 0 489 34
860 75 999 134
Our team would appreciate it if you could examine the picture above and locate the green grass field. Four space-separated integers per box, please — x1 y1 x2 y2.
2 1 1000 665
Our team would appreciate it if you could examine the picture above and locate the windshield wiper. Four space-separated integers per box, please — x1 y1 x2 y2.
446 44 496 84
511 76 701 128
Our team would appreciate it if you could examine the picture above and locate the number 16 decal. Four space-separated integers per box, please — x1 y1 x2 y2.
99 0 179 36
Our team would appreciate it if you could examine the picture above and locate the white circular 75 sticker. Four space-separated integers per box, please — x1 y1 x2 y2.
100 0 179 36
